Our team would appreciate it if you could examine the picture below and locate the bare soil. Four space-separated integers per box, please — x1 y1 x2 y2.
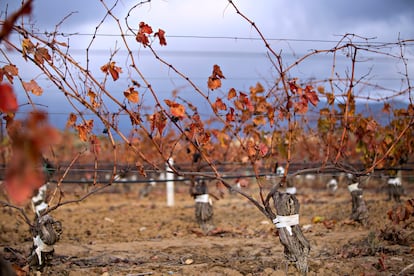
1 181 413 276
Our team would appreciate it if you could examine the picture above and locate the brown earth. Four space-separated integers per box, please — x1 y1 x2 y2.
1 180 413 276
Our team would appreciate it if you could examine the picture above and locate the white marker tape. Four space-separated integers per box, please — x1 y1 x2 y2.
195 194 210 204
33 235 54 265
387 178 402 186
348 183 360 192
286 187 297 195
273 214 299 236
35 202 48 217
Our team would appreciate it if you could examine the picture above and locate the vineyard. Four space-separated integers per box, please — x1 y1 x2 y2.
1 0 414 275
1 174 414 275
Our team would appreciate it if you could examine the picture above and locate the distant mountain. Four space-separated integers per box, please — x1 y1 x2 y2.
12 93 410 140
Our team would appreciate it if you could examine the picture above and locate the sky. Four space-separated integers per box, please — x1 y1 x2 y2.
1 0 414 132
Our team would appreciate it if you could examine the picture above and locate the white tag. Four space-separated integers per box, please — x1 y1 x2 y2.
273 214 299 236
195 194 210 203
285 187 297 195
35 202 49 216
33 235 54 265
348 183 360 192
387 178 401 186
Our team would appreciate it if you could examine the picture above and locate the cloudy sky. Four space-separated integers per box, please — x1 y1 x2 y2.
1 0 413 131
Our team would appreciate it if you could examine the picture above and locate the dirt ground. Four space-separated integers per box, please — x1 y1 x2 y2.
1 180 414 276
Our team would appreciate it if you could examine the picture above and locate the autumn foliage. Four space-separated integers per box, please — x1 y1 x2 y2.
4 111 61 205
0 1 413 213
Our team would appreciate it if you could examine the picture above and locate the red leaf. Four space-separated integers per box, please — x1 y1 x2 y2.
258 143 268 157
0 83 18 113
0 0 32 41
304 85 319 106
136 22 153 47
139 21 153 35
4 167 44 205
4 110 61 205
155 28 167 46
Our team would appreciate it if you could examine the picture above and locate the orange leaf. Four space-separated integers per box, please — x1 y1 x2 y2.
234 99 244 110
100 61 122 81
382 103 391 114
0 83 18 113
155 28 167 46
226 107 235 123
136 162 147 177
87 89 100 108
207 64 225 90
250 82 264 94
212 97 227 113
22 38 35 60
267 106 275 125
165 99 185 119
89 135 101 156
253 115 266 126
66 113 77 128
245 98 254 112
1 64 18 83
366 119 378 132
228 88 236 100
294 98 308 114
22 79 43 96
76 120 94 142
246 141 256 157
34 47 51 65
124 87 139 103
208 77 221 90
212 64 225 79
150 111 167 135
255 98 268 113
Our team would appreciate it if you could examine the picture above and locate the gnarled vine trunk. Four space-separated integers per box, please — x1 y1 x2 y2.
348 182 369 225
191 180 215 234
387 176 404 202
28 215 62 271
272 192 310 275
